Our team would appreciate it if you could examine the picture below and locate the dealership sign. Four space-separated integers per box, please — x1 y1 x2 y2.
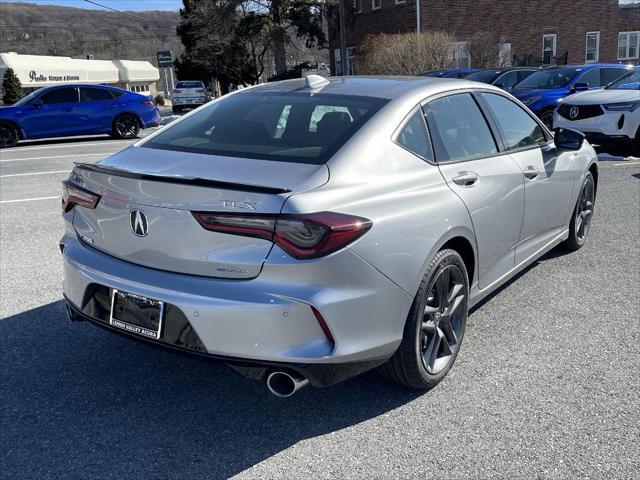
29 70 80 83
157 51 173 68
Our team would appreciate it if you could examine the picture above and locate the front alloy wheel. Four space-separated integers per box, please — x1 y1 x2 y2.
540 110 554 130
564 171 595 251
378 249 469 389
0 122 19 148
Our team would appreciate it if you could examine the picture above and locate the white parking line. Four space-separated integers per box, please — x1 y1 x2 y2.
613 161 640 166
0 153 116 163
0 196 59 204
0 170 71 178
5 140 131 153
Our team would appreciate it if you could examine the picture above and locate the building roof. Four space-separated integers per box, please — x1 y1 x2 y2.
0 52 159 87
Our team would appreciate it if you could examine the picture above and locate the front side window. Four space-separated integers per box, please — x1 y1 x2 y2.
80 87 113 102
395 110 433 160
575 68 601 87
423 93 498 162
481 93 547 150
618 31 639 60
144 92 387 164
585 32 600 63
606 70 640 90
515 67 579 89
40 87 78 104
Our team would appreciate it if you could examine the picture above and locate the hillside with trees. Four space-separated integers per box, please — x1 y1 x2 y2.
0 2 183 66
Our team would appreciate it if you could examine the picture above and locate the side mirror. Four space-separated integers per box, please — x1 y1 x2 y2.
554 127 585 150
31 98 43 107
572 82 589 92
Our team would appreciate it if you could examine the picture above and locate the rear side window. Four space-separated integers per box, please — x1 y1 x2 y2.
517 70 536 83
481 93 547 150
80 87 113 102
40 87 78 104
144 92 387 164
603 67 629 85
495 71 519 89
395 110 433 160
423 93 498 162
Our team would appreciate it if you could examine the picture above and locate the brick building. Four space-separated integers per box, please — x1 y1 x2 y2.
330 0 640 74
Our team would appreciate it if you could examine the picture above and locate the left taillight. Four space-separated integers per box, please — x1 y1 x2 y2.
192 211 372 260
141 100 155 107
61 180 101 213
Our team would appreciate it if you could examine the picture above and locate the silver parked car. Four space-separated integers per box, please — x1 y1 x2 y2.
61 76 598 396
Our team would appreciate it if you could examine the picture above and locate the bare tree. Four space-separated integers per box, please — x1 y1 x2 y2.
468 31 505 68
358 31 457 75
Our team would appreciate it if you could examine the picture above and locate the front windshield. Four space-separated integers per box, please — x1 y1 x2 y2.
515 67 580 89
13 89 43 106
607 70 640 90
466 70 501 83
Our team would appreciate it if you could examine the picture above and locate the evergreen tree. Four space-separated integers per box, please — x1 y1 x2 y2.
2 68 24 105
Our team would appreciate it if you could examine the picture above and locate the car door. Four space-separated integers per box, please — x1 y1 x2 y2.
423 92 525 290
479 92 577 264
77 86 119 133
20 86 82 138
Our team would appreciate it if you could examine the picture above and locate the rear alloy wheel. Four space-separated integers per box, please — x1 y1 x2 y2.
540 109 555 130
564 172 595 251
378 249 469 389
111 114 140 139
0 122 19 148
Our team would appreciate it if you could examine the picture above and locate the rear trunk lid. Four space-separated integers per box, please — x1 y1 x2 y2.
70 145 328 278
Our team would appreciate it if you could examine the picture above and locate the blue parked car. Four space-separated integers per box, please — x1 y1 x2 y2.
421 68 478 79
510 63 633 129
0 84 161 148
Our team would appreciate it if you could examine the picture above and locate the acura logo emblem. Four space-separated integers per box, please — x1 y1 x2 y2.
130 209 148 237
569 106 579 119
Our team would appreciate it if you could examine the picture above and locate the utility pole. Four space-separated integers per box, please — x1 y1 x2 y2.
338 0 347 76
416 0 421 33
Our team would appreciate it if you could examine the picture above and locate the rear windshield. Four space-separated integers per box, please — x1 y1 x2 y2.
143 92 388 164
515 67 580 89
176 81 204 89
466 70 501 84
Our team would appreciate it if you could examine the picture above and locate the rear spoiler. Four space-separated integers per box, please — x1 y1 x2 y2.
73 163 291 195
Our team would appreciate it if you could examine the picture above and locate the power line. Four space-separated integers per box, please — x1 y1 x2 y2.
83 0 151 22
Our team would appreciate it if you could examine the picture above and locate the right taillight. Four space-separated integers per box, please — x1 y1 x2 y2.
192 211 372 259
61 180 101 212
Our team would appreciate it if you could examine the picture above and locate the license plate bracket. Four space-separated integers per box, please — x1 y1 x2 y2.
109 289 164 339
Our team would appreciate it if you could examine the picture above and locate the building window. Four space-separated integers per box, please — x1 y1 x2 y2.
542 34 557 65
453 42 470 68
585 32 600 63
372 0 381 10
395 0 406 4
353 0 362 13
618 31 639 60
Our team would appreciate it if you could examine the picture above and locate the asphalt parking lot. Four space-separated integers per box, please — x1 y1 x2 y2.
1 134 639 479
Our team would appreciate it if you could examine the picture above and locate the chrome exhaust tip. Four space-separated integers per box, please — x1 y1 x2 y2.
266 371 309 398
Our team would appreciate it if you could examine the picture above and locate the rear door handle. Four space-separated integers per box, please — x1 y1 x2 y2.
452 172 479 187
523 166 541 180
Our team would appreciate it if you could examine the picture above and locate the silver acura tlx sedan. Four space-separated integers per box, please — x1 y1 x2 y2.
61 76 597 397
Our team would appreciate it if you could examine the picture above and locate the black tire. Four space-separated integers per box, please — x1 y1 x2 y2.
378 249 469 389
540 108 555 131
111 113 140 139
0 121 19 148
172 106 180 114
632 127 640 157
563 171 595 252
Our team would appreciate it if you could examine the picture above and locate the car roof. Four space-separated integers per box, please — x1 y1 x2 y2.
543 63 632 70
244 75 503 100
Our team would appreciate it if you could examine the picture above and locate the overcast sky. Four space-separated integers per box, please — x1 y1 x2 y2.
3 0 183 11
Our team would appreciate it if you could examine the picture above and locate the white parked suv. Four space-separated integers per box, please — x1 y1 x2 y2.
554 68 640 155
171 80 210 113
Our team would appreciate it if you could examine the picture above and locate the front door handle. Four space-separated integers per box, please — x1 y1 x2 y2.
523 166 541 180
452 172 479 187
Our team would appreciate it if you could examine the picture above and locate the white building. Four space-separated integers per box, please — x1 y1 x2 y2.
0 52 160 96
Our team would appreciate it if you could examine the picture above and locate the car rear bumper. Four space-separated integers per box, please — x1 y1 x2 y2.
61 232 411 385
172 97 208 107
140 108 161 128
